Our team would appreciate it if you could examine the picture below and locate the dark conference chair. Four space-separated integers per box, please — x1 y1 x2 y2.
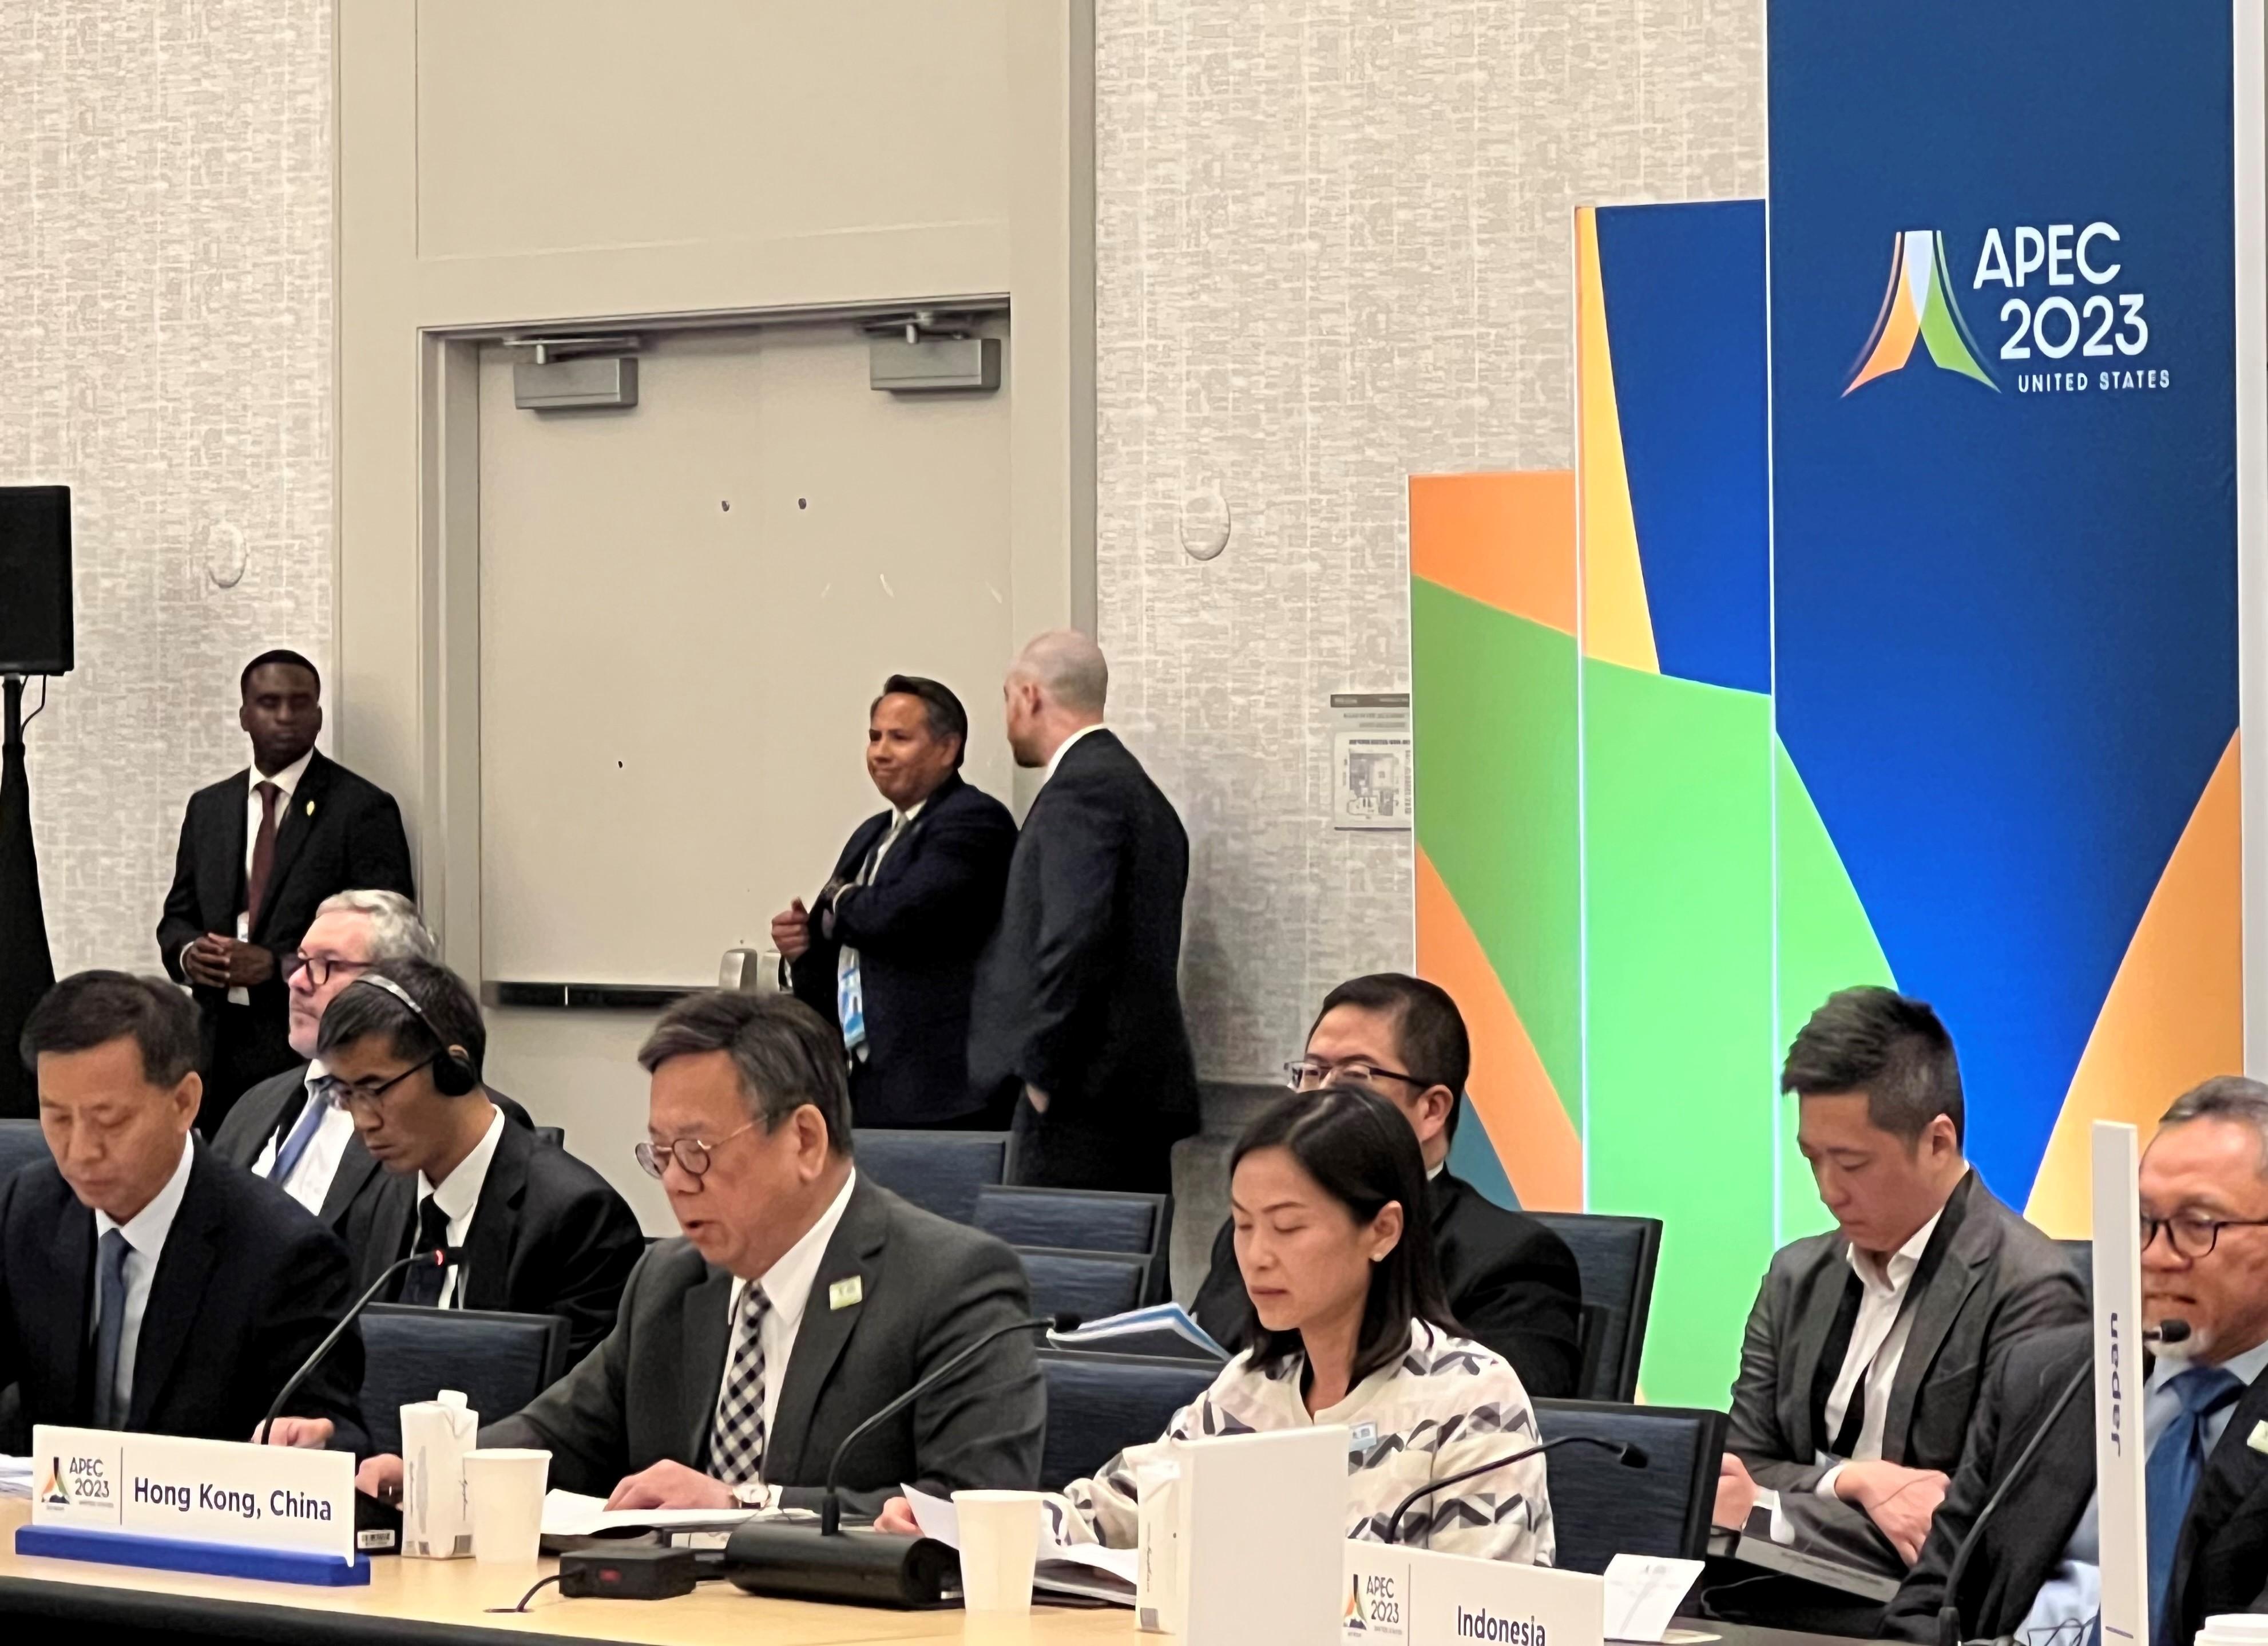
973 1185 1173 1304
853 1129 1014 1226
1017 1248 1149 1325
2059 1237 2093 1303
0 1119 45 1183
357 1304 571 1455
1535 1398 1726 1575
1530 1211 1663 1402
1036 1350 1219 1489
533 1126 565 1150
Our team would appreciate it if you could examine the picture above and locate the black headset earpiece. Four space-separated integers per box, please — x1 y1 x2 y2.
348 974 479 1097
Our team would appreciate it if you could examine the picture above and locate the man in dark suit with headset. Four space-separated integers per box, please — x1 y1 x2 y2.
158 650 415 1130
772 675 1016 1127
315 960 644 1364
347 992 1044 1518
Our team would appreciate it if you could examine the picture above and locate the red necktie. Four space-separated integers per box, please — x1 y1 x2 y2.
245 781 281 932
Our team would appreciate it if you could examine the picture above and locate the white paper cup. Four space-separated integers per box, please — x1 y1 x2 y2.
462 1448 550 1563
954 1489 1046 1612
2197 1617 2268 1646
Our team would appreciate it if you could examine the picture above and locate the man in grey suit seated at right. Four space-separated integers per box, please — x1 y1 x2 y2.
350 991 1044 1518
1712 986 2088 1604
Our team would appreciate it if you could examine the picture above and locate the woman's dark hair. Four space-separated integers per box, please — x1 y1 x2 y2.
1228 1085 1459 1386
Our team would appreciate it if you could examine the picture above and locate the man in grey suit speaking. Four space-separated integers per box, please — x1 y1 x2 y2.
351 991 1044 1518
1713 987 2088 1598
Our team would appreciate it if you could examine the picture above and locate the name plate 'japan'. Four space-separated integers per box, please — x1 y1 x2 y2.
1345 1541 1605 1646
26 1425 357 1570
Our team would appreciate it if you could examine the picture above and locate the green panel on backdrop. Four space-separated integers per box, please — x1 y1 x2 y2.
1411 581 1583 1123
1774 739 1898 1243
1582 660 1778 1407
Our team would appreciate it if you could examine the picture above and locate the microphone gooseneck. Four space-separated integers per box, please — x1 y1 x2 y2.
255 1244 461 1445
815 1311 1078 1535
1383 1434 1646 1546
1932 1322 2187 1646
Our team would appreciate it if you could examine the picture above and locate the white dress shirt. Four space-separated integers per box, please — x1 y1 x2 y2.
722 1170 859 1449
2017 1335 2268 1641
1813 1207 1944 1498
91 1135 197 1423
248 1060 354 1215
415 1105 507 1311
224 747 314 1005
1041 722 1108 787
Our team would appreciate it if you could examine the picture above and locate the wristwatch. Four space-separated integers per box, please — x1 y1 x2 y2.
730 1481 774 1510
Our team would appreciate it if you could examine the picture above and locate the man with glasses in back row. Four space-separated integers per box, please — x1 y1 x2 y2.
210 890 540 1239
1188 974 1585 1398
1885 1076 2268 1646
346 991 1044 1517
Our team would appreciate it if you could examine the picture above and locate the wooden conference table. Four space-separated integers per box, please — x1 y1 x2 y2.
0 1502 1855 1646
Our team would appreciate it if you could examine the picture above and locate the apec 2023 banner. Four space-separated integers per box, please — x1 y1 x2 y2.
1415 1 2243 1404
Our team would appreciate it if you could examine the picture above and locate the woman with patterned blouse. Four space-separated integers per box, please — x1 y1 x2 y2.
879 1085 1554 1562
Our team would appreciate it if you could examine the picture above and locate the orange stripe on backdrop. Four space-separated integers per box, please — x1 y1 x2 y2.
2025 732 2244 1234
1407 472 1576 634
1415 847 1584 1210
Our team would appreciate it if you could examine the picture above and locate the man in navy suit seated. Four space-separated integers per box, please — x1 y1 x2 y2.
771 675 1017 1129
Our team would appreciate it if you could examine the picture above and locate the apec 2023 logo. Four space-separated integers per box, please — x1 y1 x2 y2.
1845 223 2166 397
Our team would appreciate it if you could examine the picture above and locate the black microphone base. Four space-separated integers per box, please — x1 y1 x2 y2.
723 1523 961 1609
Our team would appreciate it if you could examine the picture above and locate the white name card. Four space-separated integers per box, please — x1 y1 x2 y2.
1345 1540 1605 1646
2092 1121 2149 1646
30 1425 356 1562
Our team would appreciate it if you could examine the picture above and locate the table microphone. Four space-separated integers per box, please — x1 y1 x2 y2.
1385 1434 1648 1545
254 1244 464 1445
1933 1319 2190 1646
722 1311 1079 1608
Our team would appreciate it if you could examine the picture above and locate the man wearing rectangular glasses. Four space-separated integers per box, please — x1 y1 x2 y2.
1885 1075 2268 1646
1187 972 1584 1399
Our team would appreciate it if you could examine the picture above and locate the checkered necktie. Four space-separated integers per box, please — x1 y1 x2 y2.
709 1283 772 1486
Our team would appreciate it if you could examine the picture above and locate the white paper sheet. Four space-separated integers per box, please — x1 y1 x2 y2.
0 1457 30 1501
1604 1553 1707 1642
540 1489 785 1537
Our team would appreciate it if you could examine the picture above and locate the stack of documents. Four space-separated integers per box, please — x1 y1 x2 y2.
1047 1304 1227 1362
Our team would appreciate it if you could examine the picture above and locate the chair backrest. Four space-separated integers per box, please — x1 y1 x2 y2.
1036 1350 1219 1489
357 1304 571 1455
1528 1212 1663 1402
974 1186 1172 1302
0 1119 47 1185
2059 1237 2093 1303
1017 1248 1149 1324
532 1126 565 1150
1575 1303 1611 1403
1534 1398 1726 1574
853 1129 1013 1226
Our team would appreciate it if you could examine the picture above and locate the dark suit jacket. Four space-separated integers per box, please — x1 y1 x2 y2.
483 1176 1044 1518
210 1063 537 1237
0 1145 366 1453
966 730 1200 1137
1885 1324 2268 1643
156 750 415 1059
339 1112 644 1366
787 773 1017 1126
1189 1167 1584 1398
1726 1171 2090 1574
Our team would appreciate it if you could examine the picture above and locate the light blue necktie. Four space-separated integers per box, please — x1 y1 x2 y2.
2145 1364 2243 1646
90 1229 132 1429
267 1088 328 1186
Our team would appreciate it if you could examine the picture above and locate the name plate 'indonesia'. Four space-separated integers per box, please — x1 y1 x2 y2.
19 1425 366 1585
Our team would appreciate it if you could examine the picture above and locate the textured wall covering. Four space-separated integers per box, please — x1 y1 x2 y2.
1094 1 1766 1078
0 3 335 976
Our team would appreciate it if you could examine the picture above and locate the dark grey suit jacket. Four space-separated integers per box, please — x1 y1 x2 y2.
482 1176 1044 1518
1726 1171 2089 1574
210 1062 538 1234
